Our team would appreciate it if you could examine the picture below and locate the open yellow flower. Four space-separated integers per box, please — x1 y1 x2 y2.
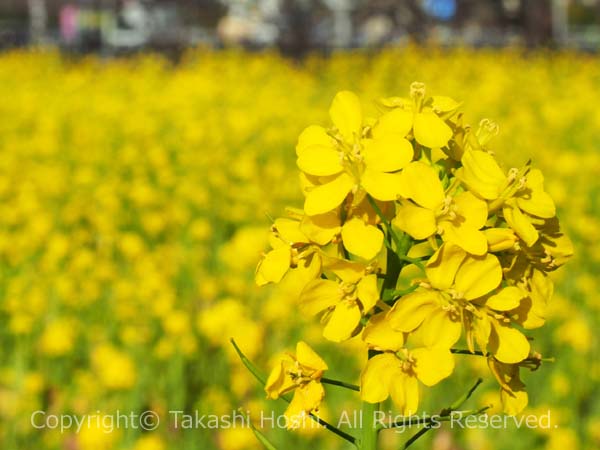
361 313 454 416
265 341 328 428
362 311 406 352
297 91 414 216
502 260 555 331
488 357 536 416
375 82 457 149
457 150 555 246
299 260 379 342
388 243 531 363
393 161 488 255
255 217 320 286
360 345 454 416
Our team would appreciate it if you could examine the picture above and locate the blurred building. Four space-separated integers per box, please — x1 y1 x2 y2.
1 0 600 53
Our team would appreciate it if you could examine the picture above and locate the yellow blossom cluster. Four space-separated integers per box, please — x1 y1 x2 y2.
258 83 572 423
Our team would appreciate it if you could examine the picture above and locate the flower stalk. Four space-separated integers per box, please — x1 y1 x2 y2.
247 84 571 449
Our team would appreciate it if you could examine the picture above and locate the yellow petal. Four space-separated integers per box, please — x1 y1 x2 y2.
486 286 524 311
362 136 413 172
268 231 287 250
323 302 362 342
389 373 419 416
396 263 422 291
425 243 466 291
361 168 402 201
378 96 412 109
407 241 435 259
285 382 324 426
357 274 380 312
503 203 539 247
516 169 556 218
265 357 295 398
299 171 318 196
341 218 384 260
489 319 530 364
299 279 341 316
453 191 488 229
517 191 555 218
388 290 439 332
458 150 506 200
325 258 365 284
412 347 455 386
431 96 460 112
304 173 353 216
413 111 452 148
282 252 322 298
362 313 404 352
418 310 462 348
398 161 445 209
393 202 437 240
471 314 491 354
296 125 334 156
439 221 488 256
454 253 502 300
255 246 291 286
512 270 552 329
300 211 341 245
372 108 413 138
540 227 573 269
360 353 397 403
501 386 528 416
274 218 309 244
497 364 529 416
484 228 517 252
296 341 328 372
297 145 344 176
329 91 362 141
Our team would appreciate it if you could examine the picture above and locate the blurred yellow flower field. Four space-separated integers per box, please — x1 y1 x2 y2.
0 47 598 450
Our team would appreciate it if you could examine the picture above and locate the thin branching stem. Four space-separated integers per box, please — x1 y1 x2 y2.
321 377 360 392
450 349 487 356
402 407 491 449
378 378 486 449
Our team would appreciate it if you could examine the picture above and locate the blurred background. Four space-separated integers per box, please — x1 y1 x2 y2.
0 1 599 450
2 0 600 53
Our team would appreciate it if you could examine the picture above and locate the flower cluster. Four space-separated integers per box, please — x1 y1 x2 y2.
257 83 572 420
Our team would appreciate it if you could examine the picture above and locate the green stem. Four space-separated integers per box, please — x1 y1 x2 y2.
447 378 483 412
382 239 425 271
321 377 360 392
239 409 278 450
382 249 401 296
383 405 491 430
378 378 485 449
402 407 490 449
366 195 403 252
360 400 378 450
230 339 357 445
398 255 425 270
231 338 267 384
403 426 428 449
382 285 419 302
450 349 487 356
365 194 422 274
450 349 551 367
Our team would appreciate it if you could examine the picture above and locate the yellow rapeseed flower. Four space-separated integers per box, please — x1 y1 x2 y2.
299 259 379 342
265 341 328 428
